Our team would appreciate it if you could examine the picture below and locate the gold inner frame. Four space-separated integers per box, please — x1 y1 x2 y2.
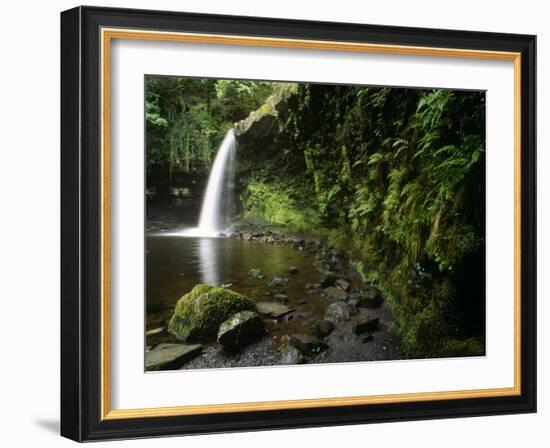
100 28 522 420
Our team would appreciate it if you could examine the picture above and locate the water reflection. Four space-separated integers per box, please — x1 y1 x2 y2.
146 234 328 342
196 238 220 286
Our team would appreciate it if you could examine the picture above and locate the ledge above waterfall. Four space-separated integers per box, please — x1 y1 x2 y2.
233 84 299 172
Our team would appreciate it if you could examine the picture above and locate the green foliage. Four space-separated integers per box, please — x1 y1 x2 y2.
237 83 486 357
215 80 273 119
145 76 274 177
241 179 321 231
444 337 485 357
147 73 486 358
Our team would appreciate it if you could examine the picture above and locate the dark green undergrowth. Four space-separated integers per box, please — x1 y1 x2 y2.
236 84 486 358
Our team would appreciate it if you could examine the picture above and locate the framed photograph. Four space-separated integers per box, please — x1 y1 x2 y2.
60 6 536 441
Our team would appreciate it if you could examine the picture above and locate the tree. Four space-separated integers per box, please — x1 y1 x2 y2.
145 76 274 179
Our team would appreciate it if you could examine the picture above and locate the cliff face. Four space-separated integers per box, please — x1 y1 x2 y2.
234 83 297 172
233 83 486 358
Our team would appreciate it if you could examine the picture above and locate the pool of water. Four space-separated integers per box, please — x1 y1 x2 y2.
146 234 329 346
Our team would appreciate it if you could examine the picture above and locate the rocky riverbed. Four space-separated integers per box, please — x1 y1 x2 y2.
145 220 406 371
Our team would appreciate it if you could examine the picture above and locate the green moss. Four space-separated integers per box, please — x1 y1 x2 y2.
444 337 485 357
241 180 321 231
168 284 256 341
188 283 214 297
235 83 486 359
235 83 298 136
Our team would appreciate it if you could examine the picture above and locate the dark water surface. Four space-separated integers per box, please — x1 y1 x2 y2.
146 234 327 343
146 231 405 368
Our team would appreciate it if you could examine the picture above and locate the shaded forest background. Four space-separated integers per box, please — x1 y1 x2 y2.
146 77 273 178
146 76 486 358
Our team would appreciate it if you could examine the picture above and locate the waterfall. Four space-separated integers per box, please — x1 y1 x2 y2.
182 129 236 237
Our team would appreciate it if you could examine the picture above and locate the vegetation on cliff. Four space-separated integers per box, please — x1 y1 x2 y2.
145 76 274 178
146 76 486 359
235 83 486 357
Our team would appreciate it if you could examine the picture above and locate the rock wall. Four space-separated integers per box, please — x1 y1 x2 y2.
233 83 486 358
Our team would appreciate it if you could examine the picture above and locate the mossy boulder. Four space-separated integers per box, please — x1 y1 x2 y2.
168 284 256 341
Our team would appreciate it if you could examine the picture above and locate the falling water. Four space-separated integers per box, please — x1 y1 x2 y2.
181 129 236 237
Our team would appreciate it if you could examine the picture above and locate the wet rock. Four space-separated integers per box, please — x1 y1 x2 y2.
279 334 291 346
168 284 255 341
309 320 335 339
352 286 383 308
145 343 202 371
362 334 374 343
273 293 289 303
295 310 313 320
256 302 295 319
292 239 306 250
279 346 306 365
324 301 351 324
298 299 308 305
335 279 350 291
320 271 337 287
329 259 347 272
269 276 288 289
288 266 299 274
248 268 265 279
352 316 380 335
235 98 285 166
305 283 322 290
324 286 348 301
217 311 265 351
290 334 328 355
146 326 165 336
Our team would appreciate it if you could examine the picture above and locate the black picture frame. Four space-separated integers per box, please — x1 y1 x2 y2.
61 5 536 442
